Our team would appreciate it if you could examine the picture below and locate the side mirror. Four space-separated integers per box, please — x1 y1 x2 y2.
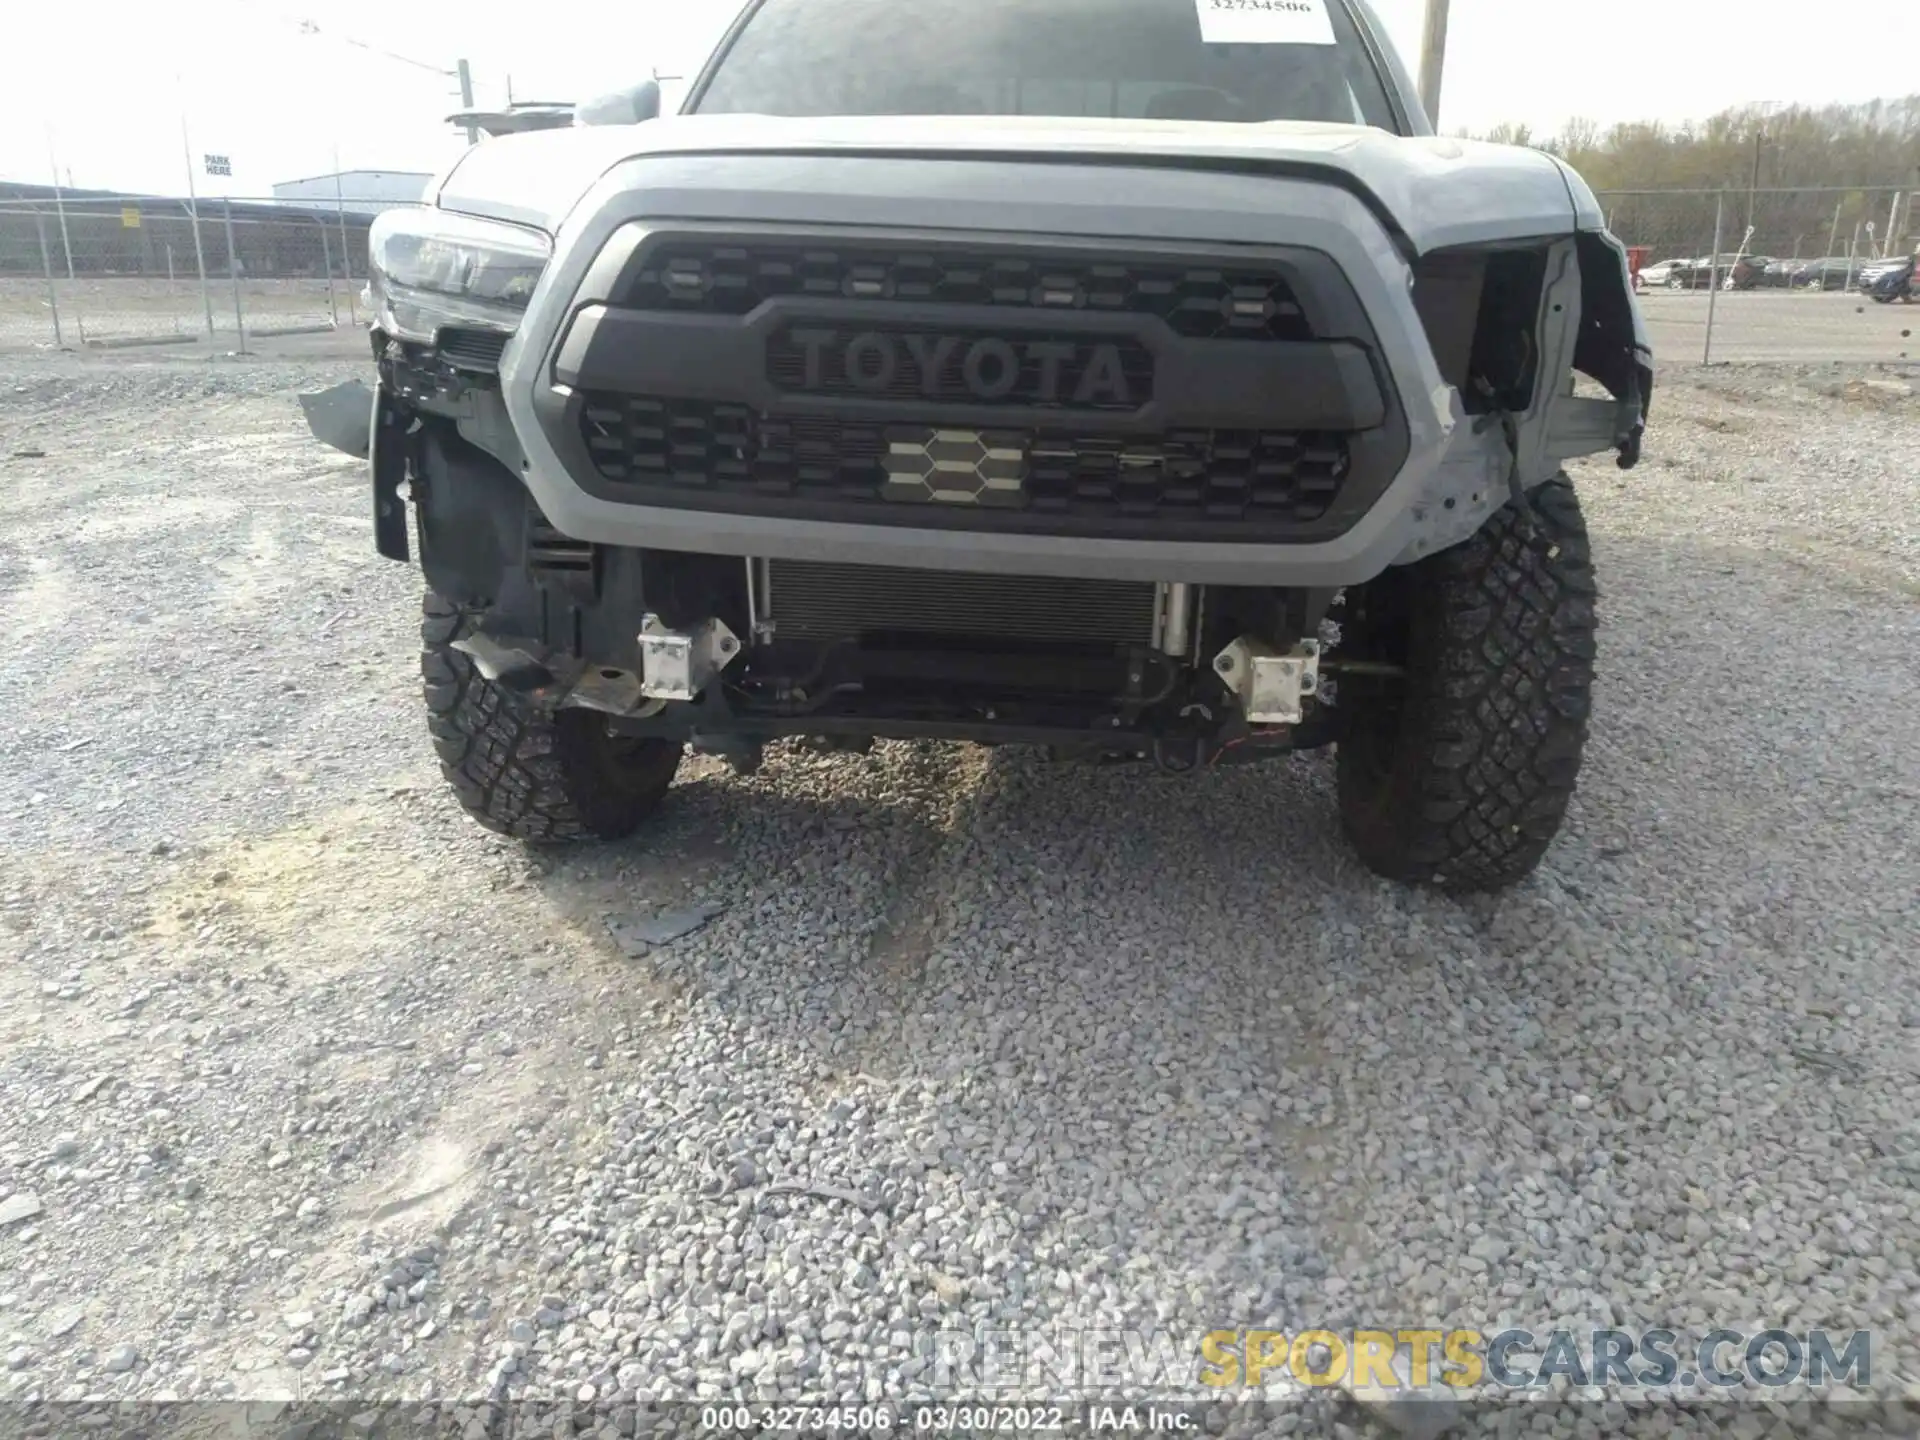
575 79 662 127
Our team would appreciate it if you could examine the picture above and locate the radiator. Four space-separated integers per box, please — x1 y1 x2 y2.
764 560 1158 647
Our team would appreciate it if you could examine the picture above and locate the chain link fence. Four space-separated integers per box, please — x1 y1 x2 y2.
1599 185 1918 364
0 194 386 352
5 183 1917 365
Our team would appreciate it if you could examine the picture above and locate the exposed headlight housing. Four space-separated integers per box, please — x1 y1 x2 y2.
367 208 552 345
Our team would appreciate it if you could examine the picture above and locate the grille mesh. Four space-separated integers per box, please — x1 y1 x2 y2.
578 395 1349 526
621 242 1311 342
767 560 1157 646
436 327 510 373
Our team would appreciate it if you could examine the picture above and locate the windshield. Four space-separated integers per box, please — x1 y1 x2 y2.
691 0 1401 131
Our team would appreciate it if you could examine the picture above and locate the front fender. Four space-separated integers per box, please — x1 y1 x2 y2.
1552 158 1655 381
1572 230 1654 467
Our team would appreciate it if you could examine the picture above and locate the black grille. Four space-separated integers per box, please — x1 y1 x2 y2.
622 243 1311 341
766 326 1153 411
436 327 510 373
579 394 1348 525
767 561 1156 645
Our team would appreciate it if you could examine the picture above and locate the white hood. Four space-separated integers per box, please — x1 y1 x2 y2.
431 113 1580 254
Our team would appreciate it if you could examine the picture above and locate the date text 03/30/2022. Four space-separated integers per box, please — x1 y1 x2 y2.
914 1404 1195 1432
698 1403 1202 1432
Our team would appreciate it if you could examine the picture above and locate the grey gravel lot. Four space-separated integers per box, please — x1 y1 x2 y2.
1 353 1918 1437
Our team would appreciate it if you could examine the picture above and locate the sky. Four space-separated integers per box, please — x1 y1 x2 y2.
3 0 1913 199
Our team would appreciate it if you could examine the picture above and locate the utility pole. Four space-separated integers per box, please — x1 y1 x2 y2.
179 112 217 339
1704 192 1725 366
33 208 62 348
1745 101 1779 241
457 59 478 145
1417 0 1451 130
223 198 247 354
333 146 357 326
45 129 77 283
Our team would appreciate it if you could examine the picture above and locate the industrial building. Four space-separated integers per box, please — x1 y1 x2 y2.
0 180 386 280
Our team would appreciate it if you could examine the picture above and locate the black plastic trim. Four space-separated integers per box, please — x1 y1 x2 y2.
679 0 765 115
555 302 1384 434
584 227 1376 340
531 227 1412 547
1338 0 1425 136
370 383 410 563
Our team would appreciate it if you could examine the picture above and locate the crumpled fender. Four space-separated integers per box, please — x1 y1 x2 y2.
298 379 374 459
1550 158 1654 464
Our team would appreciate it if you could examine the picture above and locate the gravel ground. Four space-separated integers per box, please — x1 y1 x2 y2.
1 353 1917 1437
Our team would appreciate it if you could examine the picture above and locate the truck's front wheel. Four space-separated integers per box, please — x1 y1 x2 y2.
1335 475 1598 892
420 593 683 842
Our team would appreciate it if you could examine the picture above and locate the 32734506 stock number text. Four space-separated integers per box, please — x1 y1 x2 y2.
1204 0 1318 13
697 1403 1072 1434
699 1405 898 1432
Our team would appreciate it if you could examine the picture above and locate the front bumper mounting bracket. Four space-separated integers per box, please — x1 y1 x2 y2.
638 615 743 702
1213 637 1322 725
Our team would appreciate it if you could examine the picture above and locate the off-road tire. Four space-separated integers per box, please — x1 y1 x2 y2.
420 592 683 842
1336 474 1597 892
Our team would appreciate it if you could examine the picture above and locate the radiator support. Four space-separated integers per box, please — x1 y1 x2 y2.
761 559 1159 649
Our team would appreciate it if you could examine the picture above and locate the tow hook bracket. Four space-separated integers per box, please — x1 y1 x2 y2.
639 615 742 702
1213 637 1321 725
451 631 555 694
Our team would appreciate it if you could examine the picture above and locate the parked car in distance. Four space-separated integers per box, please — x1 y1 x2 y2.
1672 256 1715 289
1790 256 1860 289
1865 258 1916 303
1857 257 1911 287
1656 255 1756 289
1654 256 1713 289
1639 257 1681 287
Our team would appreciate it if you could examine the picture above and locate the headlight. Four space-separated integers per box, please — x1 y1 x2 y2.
367 208 552 345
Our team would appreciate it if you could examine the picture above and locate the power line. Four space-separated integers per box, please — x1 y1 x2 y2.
267 7 478 145
218 1 459 79
287 17 458 77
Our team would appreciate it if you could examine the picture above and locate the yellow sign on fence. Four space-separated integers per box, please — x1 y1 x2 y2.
121 207 140 229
